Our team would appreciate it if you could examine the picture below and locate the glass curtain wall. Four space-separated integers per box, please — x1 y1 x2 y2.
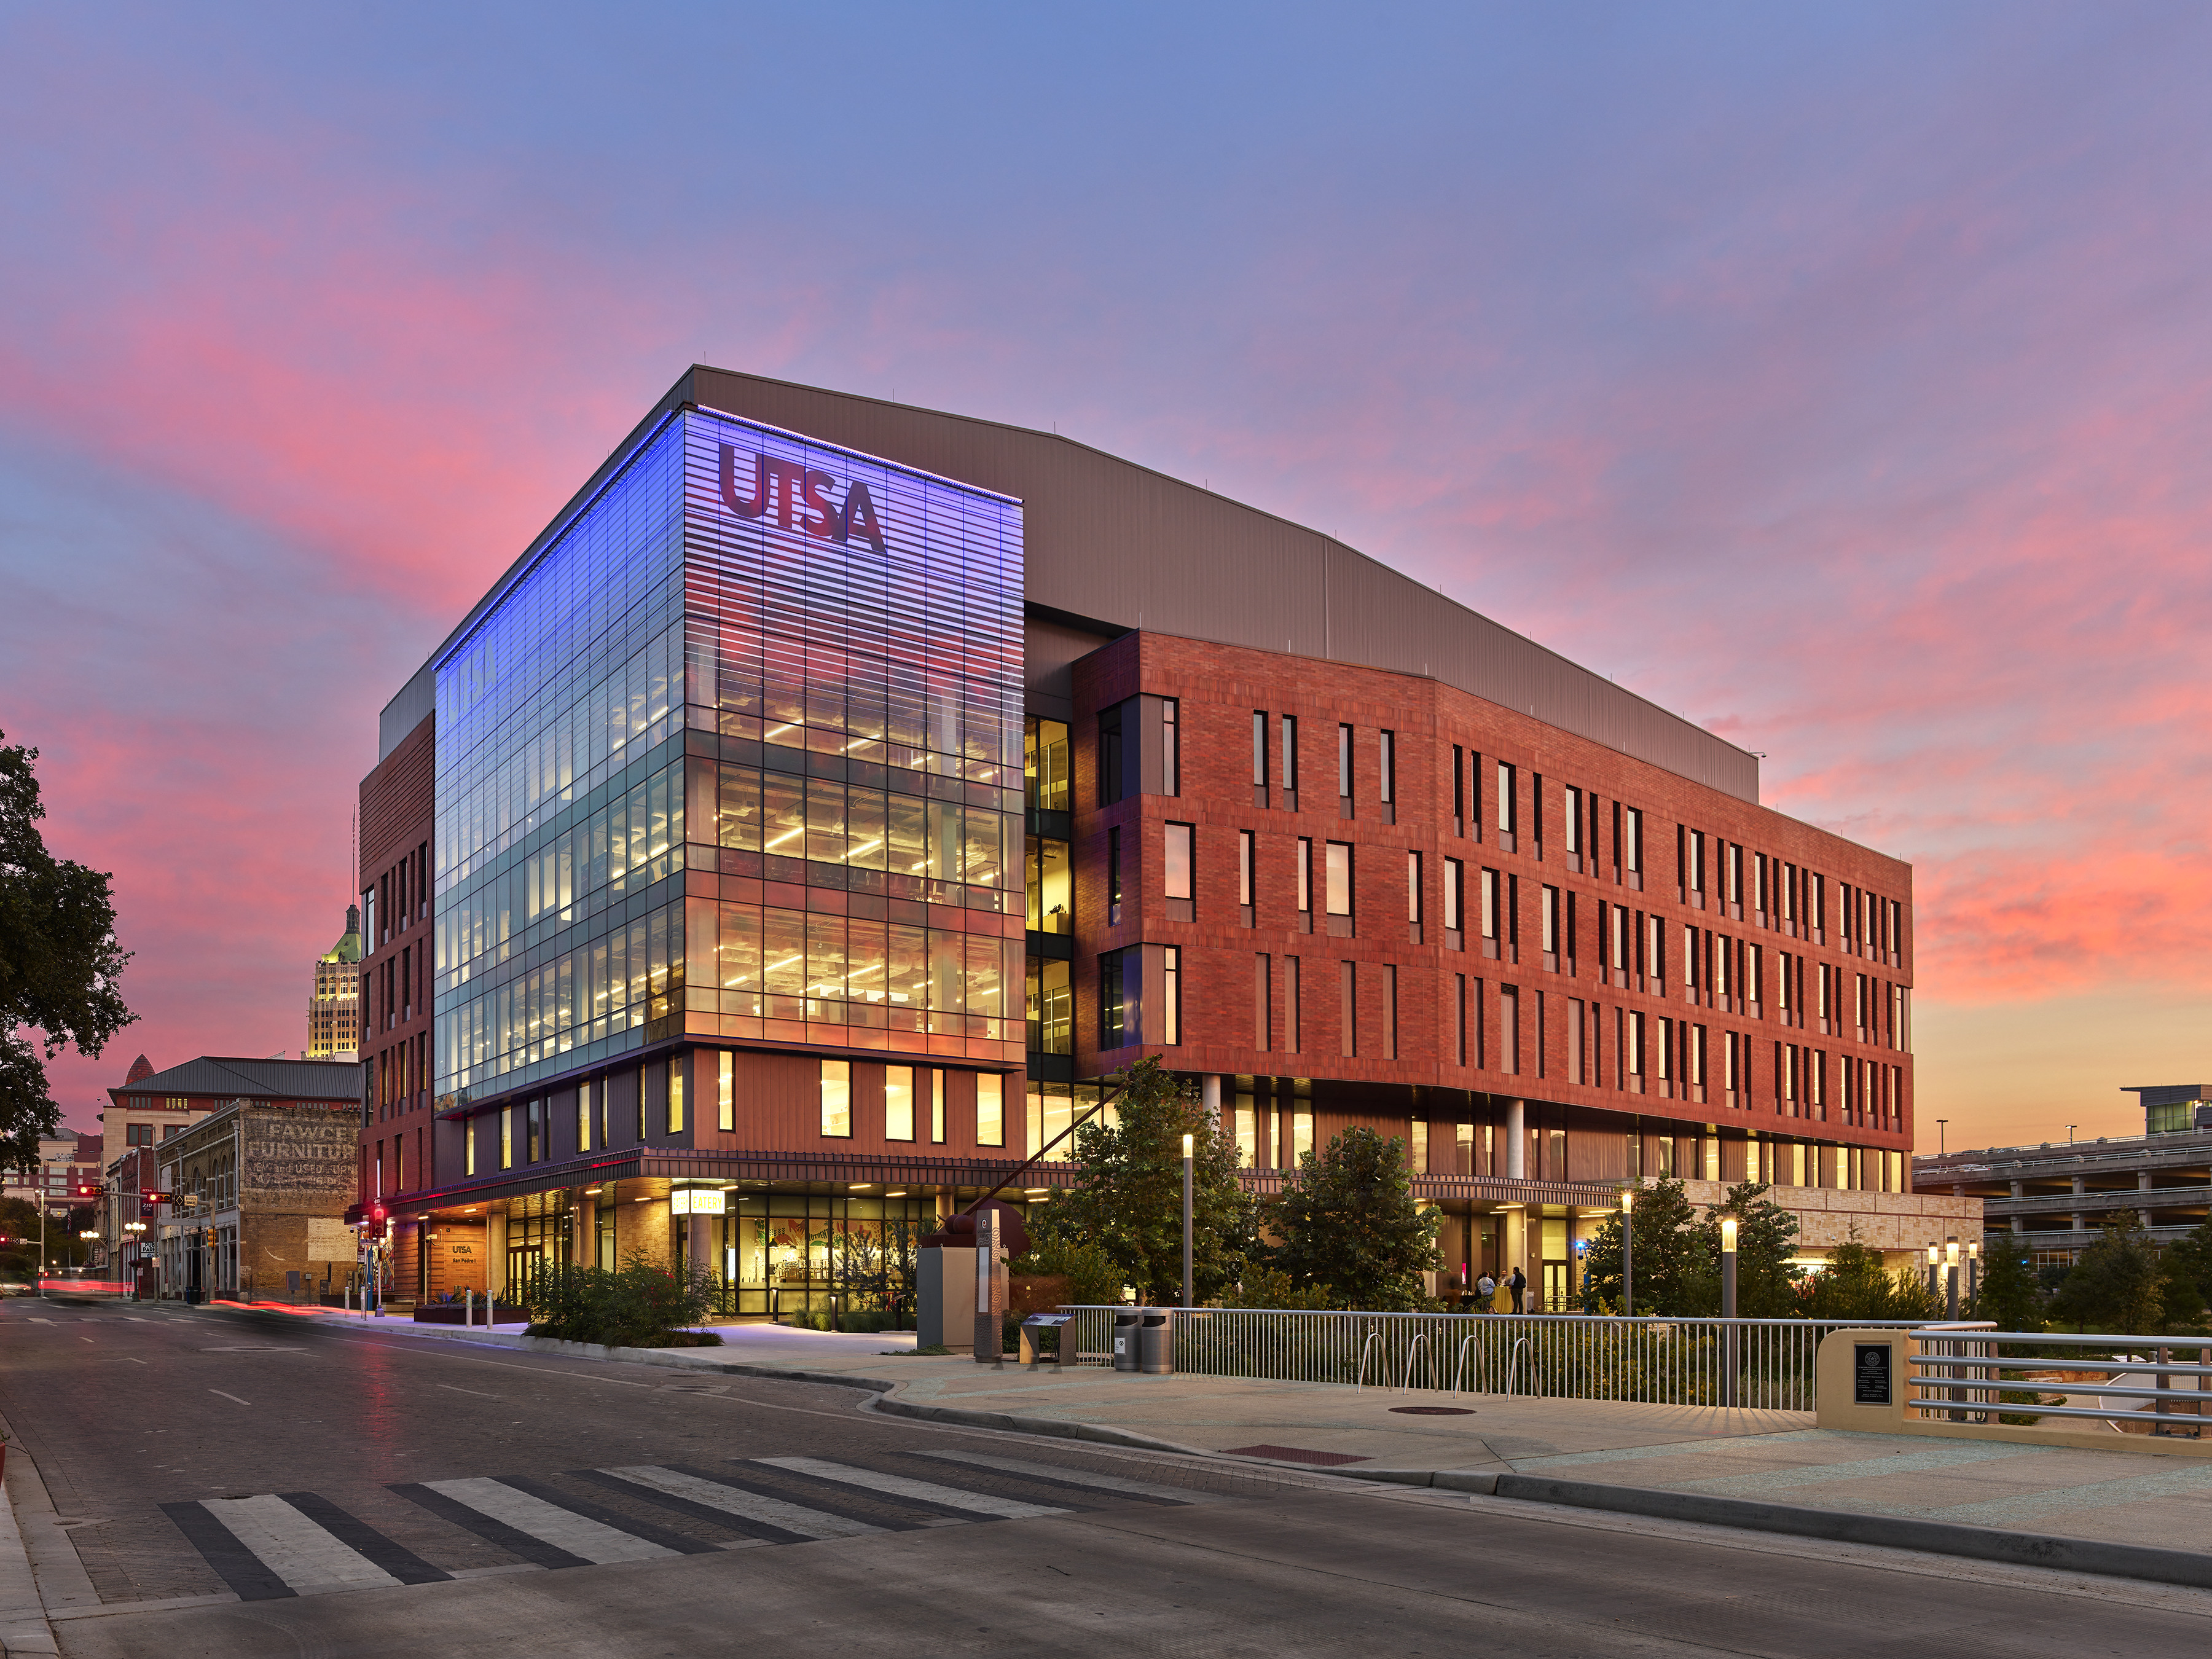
434 411 1026 1108
725 1190 939 1319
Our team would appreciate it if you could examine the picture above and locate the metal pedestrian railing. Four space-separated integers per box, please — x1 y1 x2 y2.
1058 1306 1984 1411
1907 1331 2212 1435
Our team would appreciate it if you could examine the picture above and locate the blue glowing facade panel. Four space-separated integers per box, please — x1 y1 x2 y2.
433 410 1025 1104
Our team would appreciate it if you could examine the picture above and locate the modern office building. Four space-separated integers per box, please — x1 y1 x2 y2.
307 905 365 1060
1916 1084 2212 1264
356 367 1928 1313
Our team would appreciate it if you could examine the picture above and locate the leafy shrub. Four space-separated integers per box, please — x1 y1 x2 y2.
519 1251 718 1347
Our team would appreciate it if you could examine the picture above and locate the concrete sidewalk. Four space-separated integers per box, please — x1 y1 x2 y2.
225 1308 2212 1575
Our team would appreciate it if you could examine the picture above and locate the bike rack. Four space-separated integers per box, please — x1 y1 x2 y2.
1504 1336 1531 1398
1452 1334 1477 1397
1355 1328 1385 1392
1400 1332 1433 1394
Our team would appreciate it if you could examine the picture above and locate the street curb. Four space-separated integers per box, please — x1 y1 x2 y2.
0 1415 60 1658
865 1392 1207 1457
1330 1466 2212 1591
210 1305 913 1391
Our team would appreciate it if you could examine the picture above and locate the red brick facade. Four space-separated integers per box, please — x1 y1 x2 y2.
1072 631 1913 1185
356 711 436 1209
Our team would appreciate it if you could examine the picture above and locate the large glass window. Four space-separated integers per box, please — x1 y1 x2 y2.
1023 717 1069 812
820 1060 851 1137
1026 957 1072 1054
433 408 1024 1113
1026 836 1071 933
976 1073 1004 1147
885 1066 915 1140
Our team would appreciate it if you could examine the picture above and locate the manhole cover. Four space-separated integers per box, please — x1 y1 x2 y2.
1389 1406 1475 1416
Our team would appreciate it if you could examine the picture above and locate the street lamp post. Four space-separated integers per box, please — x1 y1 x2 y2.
1719 1216 1739 1407
1619 1188 1635 1318
1936 1118 1948 1156
1925 1241 1940 1303
1944 1236 1960 1321
1966 1241 1980 1312
1181 1133 1194 1309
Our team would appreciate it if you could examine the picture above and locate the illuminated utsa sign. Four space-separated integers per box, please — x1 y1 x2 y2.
718 444 888 551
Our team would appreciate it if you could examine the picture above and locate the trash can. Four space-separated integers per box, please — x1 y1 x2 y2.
1139 1309 1174 1375
1113 1309 1143 1371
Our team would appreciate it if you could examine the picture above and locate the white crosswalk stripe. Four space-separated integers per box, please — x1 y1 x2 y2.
164 1450 1199 1599
200 1496 401 1593
915 1449 1217 1504
425 1478 677 1564
753 1456 1070 1518
600 1465 887 1539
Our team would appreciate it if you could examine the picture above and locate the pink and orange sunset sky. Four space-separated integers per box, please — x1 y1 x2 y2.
3 5 2207 1155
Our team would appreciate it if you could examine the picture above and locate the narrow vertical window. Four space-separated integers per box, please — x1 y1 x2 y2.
1252 712 1269 789
1238 830 1255 919
1378 731 1395 806
500 1107 513 1169
717 1052 734 1132
1337 723 1353 801
1160 946 1182 1043
1288 955 1302 1053
1406 850 1422 927
1159 699 1179 796
465 1119 476 1176
1384 965 1398 1060
1296 838 1313 919
1281 715 1298 796
1164 822 1194 919
1502 984 1520 1074
578 1079 593 1152
1454 974 1468 1065
931 1070 946 1143
1097 704 1124 806
1408 1113 1427 1174
1623 807 1642 876
1255 954 1271 1049
667 1064 684 1134
885 1065 915 1140
1496 762 1516 841
1107 826 1123 927
1453 745 1465 836
976 1073 1004 1147
1099 949 1128 1047
1481 868 1499 943
820 1059 852 1137
1325 841 1352 927
1443 858 1463 935
1339 960 1357 1057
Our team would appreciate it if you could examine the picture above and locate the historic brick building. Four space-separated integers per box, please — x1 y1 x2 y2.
352 367 1929 1312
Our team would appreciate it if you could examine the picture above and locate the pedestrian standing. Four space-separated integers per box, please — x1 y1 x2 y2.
1508 1265 1526 1314
1475 1272 1496 1312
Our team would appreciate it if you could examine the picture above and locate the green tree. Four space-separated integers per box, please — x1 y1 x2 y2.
1695 1182 1804 1317
1044 1059 1258 1304
1971 1239 2044 1332
2048 1219 2165 1333
1013 1209 1130 1307
1266 1124 1441 1310
0 733 135 1168
1800 1229 1942 1321
1580 1178 1712 1316
2159 1215 2212 1331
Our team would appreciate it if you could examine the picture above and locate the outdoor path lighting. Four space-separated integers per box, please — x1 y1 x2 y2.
1719 1216 1739 1406
1619 1188 1634 1318
1181 1134 1194 1309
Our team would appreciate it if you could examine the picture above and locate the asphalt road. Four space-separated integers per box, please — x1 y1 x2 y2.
4 1299 2211 1658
